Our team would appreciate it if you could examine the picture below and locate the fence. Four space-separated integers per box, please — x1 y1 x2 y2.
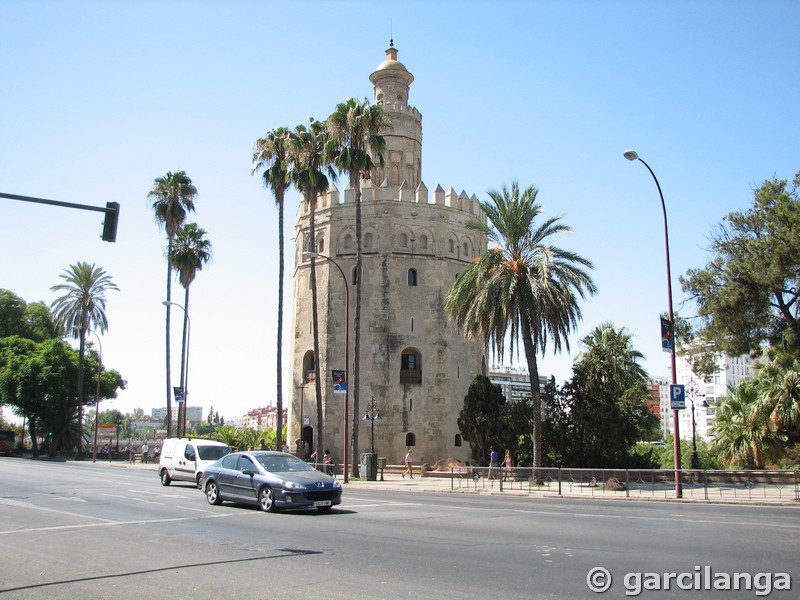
448 466 800 502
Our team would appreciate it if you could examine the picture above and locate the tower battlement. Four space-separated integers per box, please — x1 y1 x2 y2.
299 179 486 223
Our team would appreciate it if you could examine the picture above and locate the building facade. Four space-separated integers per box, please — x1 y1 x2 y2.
288 44 488 465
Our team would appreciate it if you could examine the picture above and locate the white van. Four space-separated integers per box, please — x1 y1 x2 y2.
159 438 231 488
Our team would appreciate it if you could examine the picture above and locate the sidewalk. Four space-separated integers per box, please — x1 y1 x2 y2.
74 459 800 506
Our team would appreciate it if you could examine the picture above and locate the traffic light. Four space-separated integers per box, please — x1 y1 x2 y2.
102 201 120 242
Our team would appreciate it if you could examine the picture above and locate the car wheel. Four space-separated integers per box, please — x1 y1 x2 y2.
195 473 203 489
160 469 171 486
206 480 223 505
258 486 278 513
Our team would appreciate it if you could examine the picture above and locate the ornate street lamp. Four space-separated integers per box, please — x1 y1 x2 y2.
362 396 382 454
686 381 707 470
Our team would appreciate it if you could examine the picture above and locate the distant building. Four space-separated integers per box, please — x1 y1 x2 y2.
151 406 202 425
662 344 754 441
488 366 549 404
242 407 287 431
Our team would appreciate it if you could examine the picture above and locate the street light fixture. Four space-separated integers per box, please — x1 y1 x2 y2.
686 381 707 470
624 149 683 498
302 250 350 483
163 300 190 438
362 396 382 454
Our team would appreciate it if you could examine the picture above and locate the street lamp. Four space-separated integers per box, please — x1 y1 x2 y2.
302 250 350 483
163 300 190 438
295 378 307 457
686 381 707 470
624 149 683 498
362 396 382 454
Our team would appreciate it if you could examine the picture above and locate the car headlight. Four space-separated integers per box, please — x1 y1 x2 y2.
284 481 307 490
333 479 342 489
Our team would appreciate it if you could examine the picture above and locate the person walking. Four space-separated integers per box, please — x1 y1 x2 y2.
129 444 136 464
322 449 333 476
141 442 149 464
488 446 499 480
403 448 414 478
501 449 514 480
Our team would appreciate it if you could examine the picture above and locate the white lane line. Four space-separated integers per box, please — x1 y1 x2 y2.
0 497 115 522
0 513 235 536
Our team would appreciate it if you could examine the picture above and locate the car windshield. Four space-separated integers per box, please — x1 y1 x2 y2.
256 454 315 473
198 446 231 461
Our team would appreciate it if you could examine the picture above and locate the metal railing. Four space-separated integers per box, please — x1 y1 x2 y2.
448 466 800 502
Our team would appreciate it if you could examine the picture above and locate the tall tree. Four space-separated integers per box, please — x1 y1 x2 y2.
171 222 212 437
252 126 291 451
50 262 118 456
288 119 334 457
325 98 388 475
681 171 800 356
446 181 596 468
546 323 656 467
148 170 197 437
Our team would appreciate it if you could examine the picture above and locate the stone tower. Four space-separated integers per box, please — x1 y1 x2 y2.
288 44 487 466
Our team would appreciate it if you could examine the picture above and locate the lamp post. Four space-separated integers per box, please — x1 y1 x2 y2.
362 396 381 454
686 381 706 470
295 378 307 457
302 250 350 483
624 149 683 498
163 301 190 438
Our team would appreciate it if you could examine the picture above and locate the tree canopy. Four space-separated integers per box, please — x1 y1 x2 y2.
681 171 800 356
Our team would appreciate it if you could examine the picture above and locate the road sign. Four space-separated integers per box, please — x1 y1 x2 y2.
670 384 686 410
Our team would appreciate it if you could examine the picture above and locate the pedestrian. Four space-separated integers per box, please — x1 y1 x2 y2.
322 449 333 476
488 446 499 480
403 448 414 478
501 449 514 480
141 442 149 464
259 438 267 451
129 444 136 464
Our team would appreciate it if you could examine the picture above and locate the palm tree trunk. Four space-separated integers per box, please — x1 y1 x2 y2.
76 318 88 457
165 236 173 438
276 200 284 450
308 193 324 457
519 315 542 469
351 176 362 477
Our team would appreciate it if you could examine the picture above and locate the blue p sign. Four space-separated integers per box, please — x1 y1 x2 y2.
670 384 686 410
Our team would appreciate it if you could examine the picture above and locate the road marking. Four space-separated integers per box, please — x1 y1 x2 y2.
0 513 234 536
0 497 114 522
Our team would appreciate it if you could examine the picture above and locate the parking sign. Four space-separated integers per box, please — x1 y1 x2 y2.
670 384 686 410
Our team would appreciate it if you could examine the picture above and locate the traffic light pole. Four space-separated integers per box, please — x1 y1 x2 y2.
1 192 119 242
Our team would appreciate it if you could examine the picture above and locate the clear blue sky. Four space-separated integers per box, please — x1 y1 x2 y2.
2 0 798 423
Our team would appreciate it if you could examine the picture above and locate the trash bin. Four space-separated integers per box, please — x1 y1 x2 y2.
377 457 386 470
360 452 377 481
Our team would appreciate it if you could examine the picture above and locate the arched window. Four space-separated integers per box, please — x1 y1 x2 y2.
462 241 469 257
343 234 353 251
454 434 462 447
400 348 422 385
400 233 408 248
419 234 428 250
448 239 455 254
365 232 373 250
302 350 316 383
407 268 417 286
405 432 416 447
318 236 324 253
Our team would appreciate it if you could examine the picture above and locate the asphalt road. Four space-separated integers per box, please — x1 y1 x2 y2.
0 458 798 599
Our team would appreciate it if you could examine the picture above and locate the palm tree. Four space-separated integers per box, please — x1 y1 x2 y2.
148 170 197 437
50 261 119 456
752 348 800 433
445 181 596 468
171 222 212 437
711 381 786 468
252 126 291 451
325 98 388 476
288 118 334 458
577 322 648 385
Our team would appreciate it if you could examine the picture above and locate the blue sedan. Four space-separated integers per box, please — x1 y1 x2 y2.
203 451 342 512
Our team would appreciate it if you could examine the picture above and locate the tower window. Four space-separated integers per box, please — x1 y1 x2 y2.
351 266 358 285
400 233 408 248
365 232 374 250
401 348 421 384
405 432 416 447
448 239 455 254
343 234 353 251
408 268 417 286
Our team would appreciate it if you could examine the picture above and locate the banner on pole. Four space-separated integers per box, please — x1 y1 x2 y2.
331 370 347 395
173 387 185 404
660 317 674 353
